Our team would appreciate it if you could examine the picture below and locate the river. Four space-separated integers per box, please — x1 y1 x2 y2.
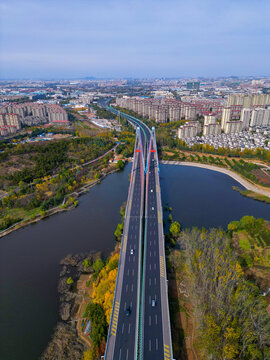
0 163 269 360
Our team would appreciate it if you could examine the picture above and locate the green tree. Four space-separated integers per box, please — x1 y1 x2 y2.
93 258 104 278
66 277 74 284
170 221 181 238
114 223 124 240
116 160 125 170
83 258 93 269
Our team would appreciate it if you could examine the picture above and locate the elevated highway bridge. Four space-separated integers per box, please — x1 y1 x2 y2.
104 106 173 360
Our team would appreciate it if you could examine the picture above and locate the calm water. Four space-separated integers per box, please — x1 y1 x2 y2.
160 164 270 229
0 163 269 360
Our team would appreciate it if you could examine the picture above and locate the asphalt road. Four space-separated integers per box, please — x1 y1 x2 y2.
141 139 165 359
112 149 143 359
105 130 145 360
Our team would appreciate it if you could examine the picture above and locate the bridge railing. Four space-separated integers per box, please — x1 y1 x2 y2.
153 133 174 360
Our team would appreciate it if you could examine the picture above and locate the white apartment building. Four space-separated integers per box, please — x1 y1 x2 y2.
227 94 270 107
178 125 197 139
224 121 242 134
203 123 221 136
250 108 265 127
204 114 216 125
221 107 231 129
178 121 201 139
240 108 252 130
250 108 270 127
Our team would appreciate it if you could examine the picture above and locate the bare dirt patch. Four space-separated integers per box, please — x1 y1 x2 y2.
252 169 270 186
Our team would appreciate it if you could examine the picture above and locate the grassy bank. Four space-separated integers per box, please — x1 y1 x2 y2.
233 186 270 203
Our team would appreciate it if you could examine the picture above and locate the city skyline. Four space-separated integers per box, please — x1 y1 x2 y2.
1 0 270 79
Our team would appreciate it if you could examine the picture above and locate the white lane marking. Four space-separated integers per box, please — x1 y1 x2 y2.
154 264 156 270
149 264 151 270
149 340 151 352
128 323 131 334
155 314 158 324
126 284 128 292
122 323 124 334
149 278 151 286
119 348 122 360
126 349 129 360
127 269 130 276
156 338 158 350
154 277 157 285
131 284 133 292
149 296 151 305
149 315 151 326
150 251 152 257
132 269 135 276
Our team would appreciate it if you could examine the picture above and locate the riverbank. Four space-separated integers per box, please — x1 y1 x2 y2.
161 160 270 199
0 167 120 239
41 252 100 360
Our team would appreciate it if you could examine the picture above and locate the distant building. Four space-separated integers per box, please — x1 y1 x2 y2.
178 121 201 139
224 120 242 134
187 82 200 90
203 123 221 136
204 114 216 125
250 108 270 127
227 93 270 107
221 107 231 130
240 108 252 130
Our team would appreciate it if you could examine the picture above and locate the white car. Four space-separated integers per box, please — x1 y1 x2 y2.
130 249 134 255
151 189 153 192
152 207 154 210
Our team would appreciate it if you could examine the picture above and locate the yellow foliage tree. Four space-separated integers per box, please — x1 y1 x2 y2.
92 253 119 324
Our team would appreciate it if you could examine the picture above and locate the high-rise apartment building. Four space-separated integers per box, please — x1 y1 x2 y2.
204 114 216 125
221 107 231 129
203 123 221 136
240 108 252 130
178 121 201 139
224 121 242 134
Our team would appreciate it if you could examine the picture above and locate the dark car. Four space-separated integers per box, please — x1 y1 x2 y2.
126 306 131 316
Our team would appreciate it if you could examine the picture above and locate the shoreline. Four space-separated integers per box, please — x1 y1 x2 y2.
161 160 270 198
0 168 119 239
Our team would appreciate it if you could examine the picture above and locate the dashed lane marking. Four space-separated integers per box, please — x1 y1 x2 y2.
111 301 120 336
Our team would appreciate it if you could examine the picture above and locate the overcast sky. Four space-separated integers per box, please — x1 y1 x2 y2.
1 0 270 79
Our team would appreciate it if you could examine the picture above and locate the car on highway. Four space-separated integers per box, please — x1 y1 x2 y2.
130 249 134 255
126 307 131 316
152 299 156 307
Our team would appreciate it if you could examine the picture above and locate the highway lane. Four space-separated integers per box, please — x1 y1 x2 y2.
106 106 151 161
105 131 144 360
141 138 164 359
141 131 173 360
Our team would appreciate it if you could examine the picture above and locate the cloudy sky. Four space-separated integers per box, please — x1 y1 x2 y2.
1 0 270 79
